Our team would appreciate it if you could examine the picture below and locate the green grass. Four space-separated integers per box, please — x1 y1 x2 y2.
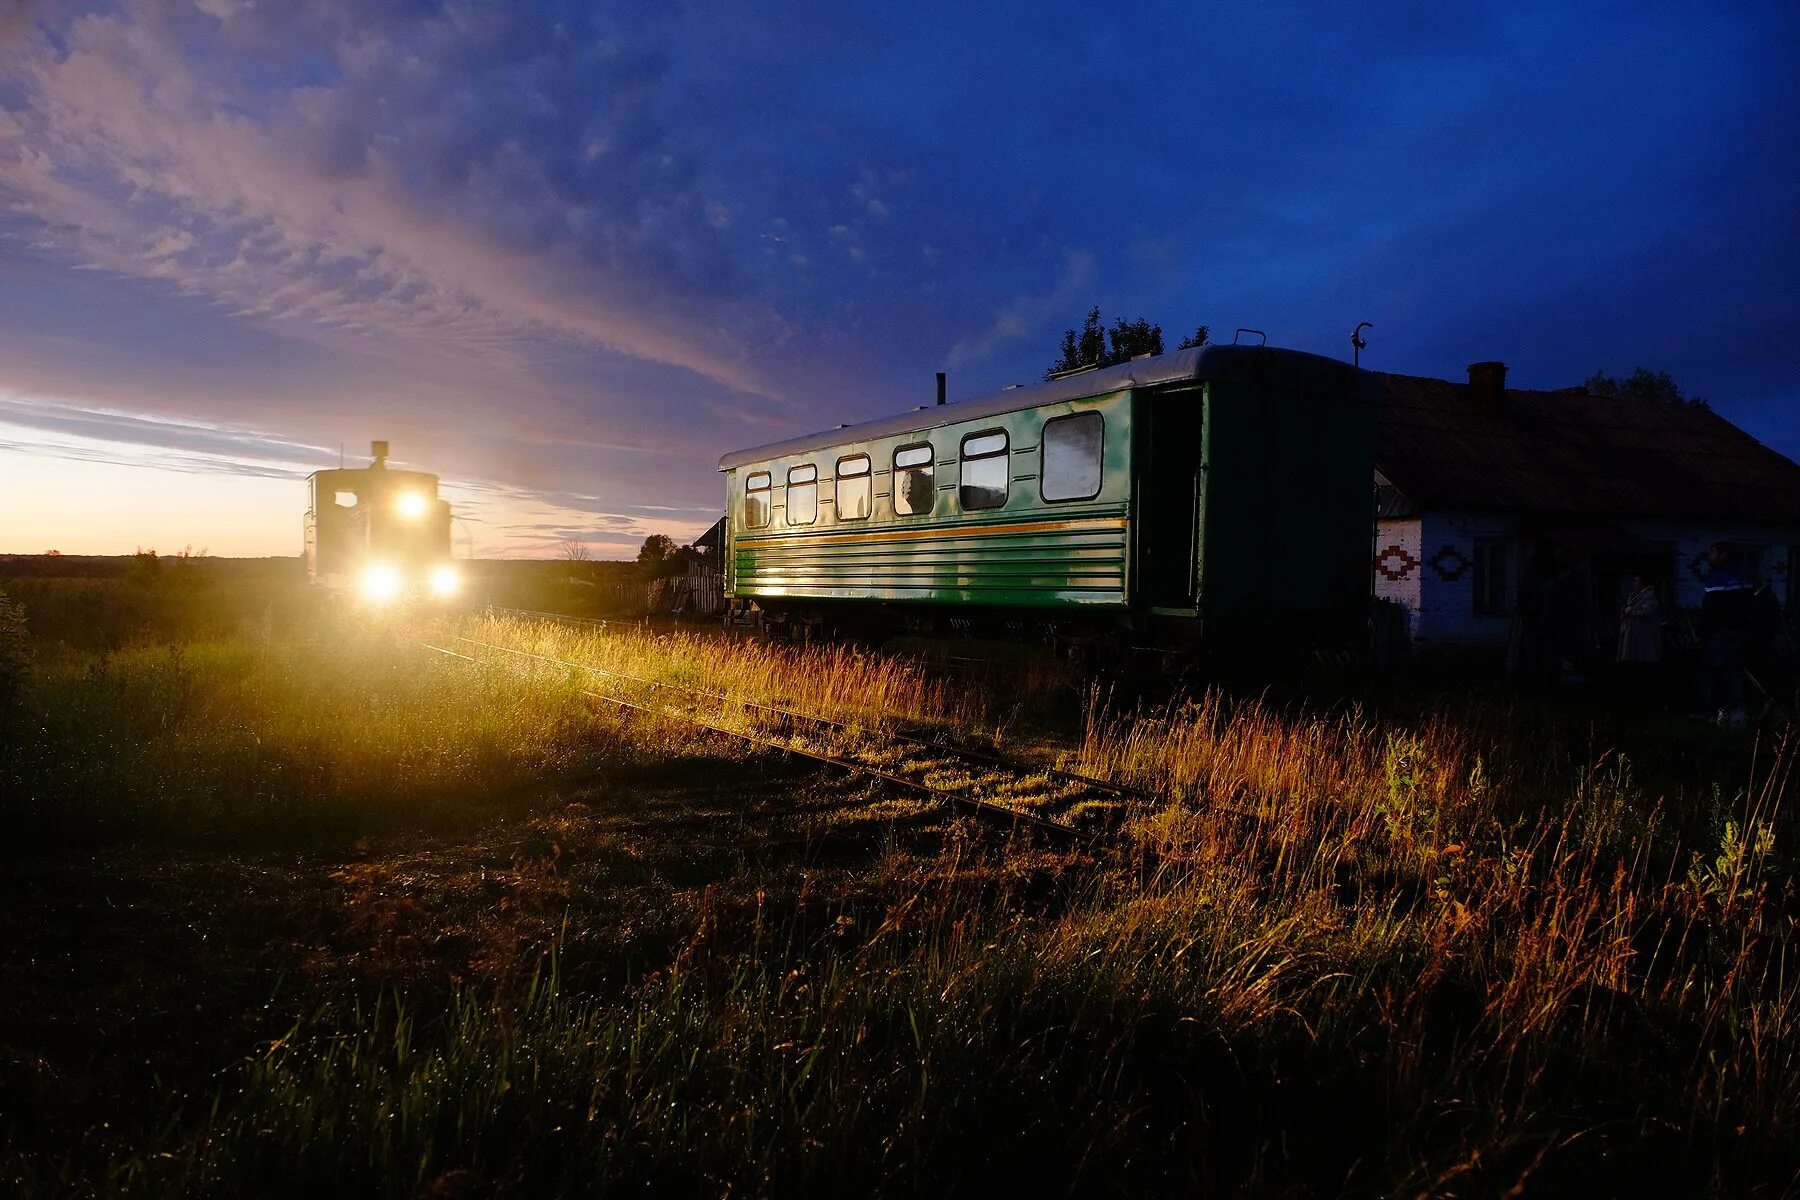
2 574 1797 1196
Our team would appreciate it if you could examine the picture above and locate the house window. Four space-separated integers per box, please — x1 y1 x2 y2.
1041 412 1103 502
1472 539 1509 615
836 454 871 520
786 464 818 526
743 471 771 529
959 431 1009 510
893 443 934 516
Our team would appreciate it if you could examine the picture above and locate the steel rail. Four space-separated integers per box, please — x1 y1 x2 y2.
571 687 1090 843
440 634 1100 841
455 628 1150 805
484 605 616 628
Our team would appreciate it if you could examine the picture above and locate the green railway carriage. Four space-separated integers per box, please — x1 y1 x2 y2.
717 345 1375 646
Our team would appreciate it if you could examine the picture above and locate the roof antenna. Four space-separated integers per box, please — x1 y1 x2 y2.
1351 322 1372 367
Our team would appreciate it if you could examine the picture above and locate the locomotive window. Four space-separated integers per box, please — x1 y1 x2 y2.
836 454 871 520
893 443 934 516
743 471 771 529
959 431 1009 510
786 464 818 526
1041 412 1103 501
334 490 358 508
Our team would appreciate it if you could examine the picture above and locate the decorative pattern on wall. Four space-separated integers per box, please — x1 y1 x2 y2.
1377 544 1420 582
1772 558 1788 578
1427 545 1472 582
1689 552 1712 580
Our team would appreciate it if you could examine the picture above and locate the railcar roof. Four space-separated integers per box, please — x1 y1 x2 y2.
717 344 1355 471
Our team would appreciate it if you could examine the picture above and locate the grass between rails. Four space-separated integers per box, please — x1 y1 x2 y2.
2 583 1798 1196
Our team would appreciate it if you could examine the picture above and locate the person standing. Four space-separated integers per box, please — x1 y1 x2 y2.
1699 543 1753 725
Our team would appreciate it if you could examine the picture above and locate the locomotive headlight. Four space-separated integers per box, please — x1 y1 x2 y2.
358 562 404 603
428 564 461 598
397 491 429 519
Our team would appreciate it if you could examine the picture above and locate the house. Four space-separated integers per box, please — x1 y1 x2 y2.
1372 362 1800 654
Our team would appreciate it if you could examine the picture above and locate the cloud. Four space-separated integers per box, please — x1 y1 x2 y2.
0 392 332 475
945 249 1096 370
0 6 778 398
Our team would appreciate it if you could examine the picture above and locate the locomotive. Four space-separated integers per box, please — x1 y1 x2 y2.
304 440 459 603
716 344 1375 653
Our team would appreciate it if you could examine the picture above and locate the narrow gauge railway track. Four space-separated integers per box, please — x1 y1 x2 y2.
483 605 617 629
428 630 1156 842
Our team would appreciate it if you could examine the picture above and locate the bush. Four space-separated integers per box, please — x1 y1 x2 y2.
0 586 28 709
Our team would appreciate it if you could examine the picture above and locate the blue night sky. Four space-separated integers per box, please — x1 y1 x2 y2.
1 0 1796 556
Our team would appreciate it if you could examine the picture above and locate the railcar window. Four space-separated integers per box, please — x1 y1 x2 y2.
893 443 934 516
743 471 771 529
786 464 818 526
334 490 358 508
836 454 871 520
1041 412 1104 501
959 431 1009 510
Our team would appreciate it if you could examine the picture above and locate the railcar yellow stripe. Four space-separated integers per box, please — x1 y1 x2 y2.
736 516 1126 550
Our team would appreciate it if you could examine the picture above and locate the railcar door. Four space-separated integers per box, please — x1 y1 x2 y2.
1135 384 1206 609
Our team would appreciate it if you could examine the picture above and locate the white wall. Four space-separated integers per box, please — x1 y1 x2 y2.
1374 517 1422 642
1413 511 1518 649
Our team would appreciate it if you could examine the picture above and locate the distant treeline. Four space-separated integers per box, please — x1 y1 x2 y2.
0 554 645 582
0 554 303 581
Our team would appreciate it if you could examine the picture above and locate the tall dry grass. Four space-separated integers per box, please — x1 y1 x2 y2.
4 593 1797 1193
1074 685 1800 1186
0 613 739 846
467 611 983 731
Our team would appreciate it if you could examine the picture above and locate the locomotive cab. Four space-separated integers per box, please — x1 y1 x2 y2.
305 441 458 602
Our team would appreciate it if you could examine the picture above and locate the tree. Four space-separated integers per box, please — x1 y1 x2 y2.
1107 316 1162 362
637 534 676 571
1176 325 1210 351
559 538 592 563
1045 306 1178 378
1584 367 1708 410
1049 307 1108 377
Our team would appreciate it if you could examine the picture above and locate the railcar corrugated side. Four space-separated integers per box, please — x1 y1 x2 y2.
725 390 1132 609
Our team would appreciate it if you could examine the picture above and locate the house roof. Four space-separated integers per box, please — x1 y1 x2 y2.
1374 372 1800 524
692 516 726 552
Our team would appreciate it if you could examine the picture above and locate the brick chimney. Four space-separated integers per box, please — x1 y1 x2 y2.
1467 361 1507 402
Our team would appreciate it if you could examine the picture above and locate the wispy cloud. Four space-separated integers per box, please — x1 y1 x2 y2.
0 393 333 474
945 250 1096 370
0 7 776 398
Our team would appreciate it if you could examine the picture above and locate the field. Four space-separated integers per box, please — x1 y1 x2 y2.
2 558 1797 1197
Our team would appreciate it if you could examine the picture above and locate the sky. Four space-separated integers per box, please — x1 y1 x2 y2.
1 0 1796 558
